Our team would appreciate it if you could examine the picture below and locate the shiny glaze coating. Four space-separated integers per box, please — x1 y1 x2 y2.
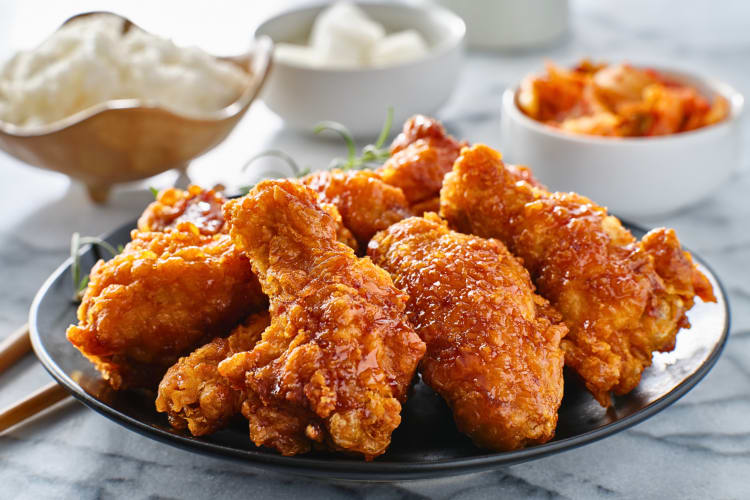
66 228 266 389
156 312 270 436
408 196 441 217
377 115 465 204
441 144 716 406
219 180 425 459
138 185 227 235
138 184 358 250
368 214 567 450
318 200 360 252
303 169 412 248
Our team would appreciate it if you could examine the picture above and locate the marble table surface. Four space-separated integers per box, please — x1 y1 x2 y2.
1 0 748 498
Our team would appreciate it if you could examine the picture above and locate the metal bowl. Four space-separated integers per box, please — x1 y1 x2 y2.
0 12 272 202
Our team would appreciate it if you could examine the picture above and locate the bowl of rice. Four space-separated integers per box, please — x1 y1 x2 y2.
0 12 272 202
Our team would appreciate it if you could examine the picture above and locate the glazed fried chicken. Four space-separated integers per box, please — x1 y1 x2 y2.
368 214 567 450
319 201 360 252
156 312 270 436
440 144 716 406
302 169 412 247
68 183 369 390
218 180 425 459
408 196 441 217
140 184 358 250
66 229 266 389
377 115 465 206
138 185 227 235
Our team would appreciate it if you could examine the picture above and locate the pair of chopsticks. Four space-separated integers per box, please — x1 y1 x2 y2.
0 324 71 432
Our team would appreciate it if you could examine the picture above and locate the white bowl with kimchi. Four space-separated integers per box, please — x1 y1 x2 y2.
501 61 744 218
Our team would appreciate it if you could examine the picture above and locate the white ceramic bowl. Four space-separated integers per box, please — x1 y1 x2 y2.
254 1 465 137
434 0 568 50
501 68 744 218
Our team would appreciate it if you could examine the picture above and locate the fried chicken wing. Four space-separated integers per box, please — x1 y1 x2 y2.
377 115 465 205
138 185 227 235
156 312 270 436
69 183 365 390
66 229 266 389
302 169 412 247
318 200 360 252
368 214 567 450
218 180 425 459
140 184 358 249
440 144 716 406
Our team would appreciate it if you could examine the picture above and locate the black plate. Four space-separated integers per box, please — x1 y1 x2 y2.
29 221 729 480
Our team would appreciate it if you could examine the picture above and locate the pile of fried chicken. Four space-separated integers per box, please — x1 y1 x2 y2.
66 116 715 460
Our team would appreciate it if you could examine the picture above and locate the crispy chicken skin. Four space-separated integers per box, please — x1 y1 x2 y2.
218 180 426 459
156 312 270 436
302 169 412 247
368 214 567 450
66 228 266 389
138 185 227 235
377 115 466 205
440 144 716 406
408 196 441 217
139 184 358 250
318 200 360 252
68 184 364 391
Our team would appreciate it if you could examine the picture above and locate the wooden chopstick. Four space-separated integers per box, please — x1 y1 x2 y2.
0 323 32 375
0 324 73 433
0 381 71 433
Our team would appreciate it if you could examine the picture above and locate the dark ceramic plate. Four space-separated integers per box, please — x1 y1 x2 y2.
29 221 729 480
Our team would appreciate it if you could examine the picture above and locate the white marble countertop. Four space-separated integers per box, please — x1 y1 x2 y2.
1 1 748 498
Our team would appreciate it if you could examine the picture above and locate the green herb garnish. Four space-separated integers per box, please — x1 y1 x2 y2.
313 107 393 170
149 186 160 199
70 232 122 302
237 150 311 194
239 108 394 193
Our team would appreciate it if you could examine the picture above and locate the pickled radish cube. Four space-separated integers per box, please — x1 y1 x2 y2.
310 2 385 66
274 43 322 68
314 33 366 67
370 30 428 67
310 2 385 47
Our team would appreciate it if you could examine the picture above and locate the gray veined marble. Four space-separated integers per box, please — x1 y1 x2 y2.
1 0 749 498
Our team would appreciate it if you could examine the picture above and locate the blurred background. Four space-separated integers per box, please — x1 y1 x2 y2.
2 0 748 211
1 0 748 218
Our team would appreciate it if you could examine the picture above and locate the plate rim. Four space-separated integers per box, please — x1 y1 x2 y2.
28 220 731 480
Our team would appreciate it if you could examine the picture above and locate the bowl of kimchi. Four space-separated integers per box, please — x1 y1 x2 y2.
501 60 744 218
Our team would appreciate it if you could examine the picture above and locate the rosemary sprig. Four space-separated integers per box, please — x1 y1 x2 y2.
373 107 394 151
238 108 395 193
70 232 122 302
237 150 311 194
314 107 393 170
312 121 357 167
